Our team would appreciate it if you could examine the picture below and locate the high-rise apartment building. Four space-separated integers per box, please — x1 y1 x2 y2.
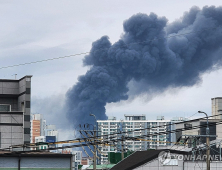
30 114 46 143
97 115 174 164
0 75 32 149
31 116 58 152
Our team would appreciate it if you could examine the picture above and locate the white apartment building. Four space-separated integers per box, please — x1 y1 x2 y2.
35 136 48 150
45 124 59 141
97 115 175 164
72 151 82 170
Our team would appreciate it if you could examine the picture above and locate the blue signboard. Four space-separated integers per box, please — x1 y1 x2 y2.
46 136 56 143
46 136 56 148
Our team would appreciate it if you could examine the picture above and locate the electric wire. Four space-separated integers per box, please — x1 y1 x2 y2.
8 112 222 151
79 131 100 159
6 117 222 153
83 131 108 156
0 26 220 70
45 113 222 146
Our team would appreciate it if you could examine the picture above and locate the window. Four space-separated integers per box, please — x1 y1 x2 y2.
110 147 115 151
26 101 30 108
184 123 192 130
0 105 11 112
26 88 31 94
24 128 30 134
24 115 30 121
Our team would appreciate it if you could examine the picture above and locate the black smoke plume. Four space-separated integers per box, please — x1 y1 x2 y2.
66 6 222 125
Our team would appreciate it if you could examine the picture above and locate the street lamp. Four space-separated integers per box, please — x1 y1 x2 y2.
89 114 97 170
198 111 210 170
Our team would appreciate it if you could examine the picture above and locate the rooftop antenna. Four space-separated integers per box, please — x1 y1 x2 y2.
12 74 17 79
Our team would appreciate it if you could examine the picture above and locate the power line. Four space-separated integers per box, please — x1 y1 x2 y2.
0 25 220 70
9 112 220 150
44 120 222 151
10 120 222 153
78 113 222 142
0 52 89 70
4 113 221 152
6 117 222 153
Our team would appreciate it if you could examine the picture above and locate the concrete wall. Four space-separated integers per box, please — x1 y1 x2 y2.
0 97 18 111
212 97 222 119
18 76 32 144
216 123 222 139
0 82 19 95
0 157 71 170
0 114 23 148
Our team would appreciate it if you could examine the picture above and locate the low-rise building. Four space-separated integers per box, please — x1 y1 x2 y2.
81 157 93 165
110 149 222 170
0 151 72 170
0 75 32 149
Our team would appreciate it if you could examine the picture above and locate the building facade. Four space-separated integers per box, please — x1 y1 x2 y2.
110 149 222 170
30 114 47 143
31 114 58 141
45 124 59 140
72 151 82 170
0 75 32 149
97 115 175 164
0 151 72 170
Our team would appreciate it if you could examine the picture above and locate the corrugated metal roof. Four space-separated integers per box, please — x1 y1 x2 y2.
110 149 189 170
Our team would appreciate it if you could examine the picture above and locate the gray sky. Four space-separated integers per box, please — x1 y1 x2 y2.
1 0 222 140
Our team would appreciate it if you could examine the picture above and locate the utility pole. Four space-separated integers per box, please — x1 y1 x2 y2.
121 135 124 160
198 111 210 170
206 121 210 170
90 114 97 170
93 127 96 170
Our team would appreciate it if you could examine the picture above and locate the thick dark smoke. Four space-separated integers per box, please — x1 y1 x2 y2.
66 6 222 125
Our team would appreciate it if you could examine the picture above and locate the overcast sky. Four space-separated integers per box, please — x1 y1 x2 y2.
1 0 222 140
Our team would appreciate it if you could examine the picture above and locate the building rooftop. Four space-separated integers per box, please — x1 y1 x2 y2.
87 164 116 169
0 150 72 158
110 149 189 170
124 114 146 117
0 75 32 82
211 97 222 100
